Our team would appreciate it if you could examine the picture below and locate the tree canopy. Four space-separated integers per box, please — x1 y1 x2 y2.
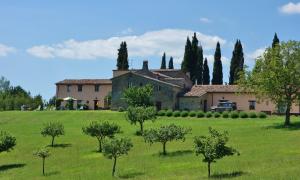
41 122 65 147
229 40 244 85
122 84 153 107
0 131 16 153
168 56 174 69
212 42 223 85
160 52 166 69
116 41 129 70
203 58 210 85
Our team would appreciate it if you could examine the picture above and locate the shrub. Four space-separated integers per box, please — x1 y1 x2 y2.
197 111 205 118
258 112 267 118
230 111 239 119
173 110 181 117
249 112 257 118
118 107 125 112
157 110 166 116
166 110 173 117
189 111 197 117
222 111 229 118
214 112 221 118
181 111 189 117
239 112 248 118
206 112 212 118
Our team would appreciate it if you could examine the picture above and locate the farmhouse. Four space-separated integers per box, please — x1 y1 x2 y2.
55 60 300 113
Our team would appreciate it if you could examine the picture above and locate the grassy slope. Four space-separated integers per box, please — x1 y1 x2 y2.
0 111 299 180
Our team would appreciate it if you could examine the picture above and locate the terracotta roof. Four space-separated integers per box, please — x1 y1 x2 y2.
56 79 112 85
184 85 241 97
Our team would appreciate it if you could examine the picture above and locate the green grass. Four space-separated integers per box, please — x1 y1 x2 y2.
0 111 300 180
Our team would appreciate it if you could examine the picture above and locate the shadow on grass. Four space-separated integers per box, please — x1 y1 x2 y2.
0 163 26 172
265 121 300 131
44 171 60 176
211 171 247 179
156 150 193 157
47 143 72 148
118 172 145 179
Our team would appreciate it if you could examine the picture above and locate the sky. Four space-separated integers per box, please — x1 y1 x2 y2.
0 0 300 100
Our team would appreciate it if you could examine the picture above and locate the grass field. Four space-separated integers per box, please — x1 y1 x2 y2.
0 111 300 180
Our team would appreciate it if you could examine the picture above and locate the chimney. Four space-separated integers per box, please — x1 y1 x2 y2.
142 60 149 71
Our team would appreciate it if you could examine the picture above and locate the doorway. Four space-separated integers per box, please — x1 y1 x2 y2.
156 101 162 111
203 100 207 112
94 100 99 110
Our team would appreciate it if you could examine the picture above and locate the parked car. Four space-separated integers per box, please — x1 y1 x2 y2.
210 100 236 112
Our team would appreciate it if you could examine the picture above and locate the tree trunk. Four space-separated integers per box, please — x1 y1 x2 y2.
140 122 144 135
42 157 45 175
51 136 55 147
98 138 103 152
285 103 291 126
208 161 211 178
163 142 166 155
112 157 117 176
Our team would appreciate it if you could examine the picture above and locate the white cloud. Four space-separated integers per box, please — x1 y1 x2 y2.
200 17 212 23
27 29 226 61
279 2 300 14
121 28 133 35
246 47 266 60
0 44 16 57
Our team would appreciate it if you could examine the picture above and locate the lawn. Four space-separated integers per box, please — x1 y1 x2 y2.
0 111 300 180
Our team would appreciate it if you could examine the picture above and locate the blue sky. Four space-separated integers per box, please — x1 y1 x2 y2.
0 0 300 100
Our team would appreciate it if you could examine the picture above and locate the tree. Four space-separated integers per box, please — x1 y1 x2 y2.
272 33 280 48
238 41 300 126
195 46 204 84
143 124 191 155
41 122 65 147
116 41 129 70
160 52 166 69
194 127 239 177
181 37 192 73
122 84 153 107
103 138 133 176
34 148 50 176
229 40 244 85
82 121 120 152
0 76 10 92
190 33 199 83
168 56 174 69
212 42 223 85
203 58 210 85
0 131 16 153
126 106 156 135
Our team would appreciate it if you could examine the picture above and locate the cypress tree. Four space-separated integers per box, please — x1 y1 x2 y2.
203 58 210 85
122 42 129 70
168 56 174 69
195 45 203 84
229 40 244 84
116 41 129 70
160 52 166 69
212 42 223 85
181 37 192 73
272 33 280 48
190 33 199 83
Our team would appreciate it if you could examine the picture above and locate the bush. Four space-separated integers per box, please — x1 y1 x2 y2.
214 112 221 118
197 111 205 118
239 112 248 118
173 111 181 117
157 110 166 116
166 110 173 117
249 112 257 118
258 112 267 118
230 111 239 119
189 111 197 117
181 111 189 117
222 111 229 118
118 107 125 112
206 112 212 118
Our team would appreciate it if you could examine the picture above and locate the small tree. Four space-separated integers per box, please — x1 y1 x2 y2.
103 138 133 176
34 148 50 176
82 121 120 152
0 131 16 153
122 84 153 107
126 106 156 135
41 122 65 147
194 127 239 177
143 124 191 155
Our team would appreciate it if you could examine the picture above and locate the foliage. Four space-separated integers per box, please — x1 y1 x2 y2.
230 111 239 119
272 33 280 48
166 109 173 117
122 84 153 107
239 111 248 118
160 52 166 69
194 127 239 177
189 111 196 117
249 112 257 118
116 41 129 70
157 110 166 116
229 40 244 85
0 131 16 153
103 138 133 176
203 58 210 85
168 56 174 69
181 37 192 73
212 42 223 85
118 107 125 112
0 76 10 91
82 121 120 152
33 148 50 175
180 111 189 117
143 124 191 155
214 112 221 118
222 111 229 118
65 100 74 110
55 98 63 110
173 110 181 117
197 111 205 118
41 122 65 147
206 112 212 118
258 112 267 119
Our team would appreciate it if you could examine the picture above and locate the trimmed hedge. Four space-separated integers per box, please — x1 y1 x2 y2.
239 111 248 118
197 111 205 118
189 111 197 117
249 112 257 118
222 111 229 118
157 110 166 116
173 110 181 117
258 112 267 118
181 111 189 117
214 112 221 118
166 109 173 117
206 112 212 118
230 111 239 119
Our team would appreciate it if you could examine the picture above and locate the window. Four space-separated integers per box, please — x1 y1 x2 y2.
78 85 82 92
249 100 256 110
95 84 100 92
67 85 71 92
128 82 133 88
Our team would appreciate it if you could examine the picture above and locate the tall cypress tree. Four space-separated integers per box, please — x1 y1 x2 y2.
229 40 244 84
190 33 199 83
160 52 166 69
272 33 280 48
122 42 129 70
168 56 174 69
116 41 129 70
203 58 210 85
212 42 223 85
195 45 203 84
181 37 192 73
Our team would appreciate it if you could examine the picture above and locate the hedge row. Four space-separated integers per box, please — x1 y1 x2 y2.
157 110 267 119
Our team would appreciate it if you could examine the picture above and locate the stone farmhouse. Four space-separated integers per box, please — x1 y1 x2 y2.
56 60 300 113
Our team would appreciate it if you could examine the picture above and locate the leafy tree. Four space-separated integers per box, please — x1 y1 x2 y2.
122 84 153 107
239 41 300 126
103 138 133 176
229 40 244 84
126 106 156 135
117 41 129 70
0 76 10 92
0 131 16 153
194 127 239 177
203 58 210 85
34 148 50 176
41 122 65 147
212 42 223 85
272 33 280 48
181 37 192 73
160 52 166 69
168 56 174 69
82 121 120 152
143 124 191 155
